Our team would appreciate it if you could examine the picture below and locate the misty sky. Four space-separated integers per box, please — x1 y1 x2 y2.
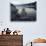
0 0 46 46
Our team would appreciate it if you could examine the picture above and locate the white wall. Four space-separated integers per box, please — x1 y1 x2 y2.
0 0 46 46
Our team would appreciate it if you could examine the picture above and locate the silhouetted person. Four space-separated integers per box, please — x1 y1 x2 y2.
6 28 11 35
21 8 27 16
2 29 5 35
13 30 17 35
15 9 20 20
31 42 32 46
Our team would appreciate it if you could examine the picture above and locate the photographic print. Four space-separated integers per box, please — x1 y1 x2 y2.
10 1 37 21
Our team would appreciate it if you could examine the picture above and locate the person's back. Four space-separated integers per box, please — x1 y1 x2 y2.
6 28 11 35
21 8 27 16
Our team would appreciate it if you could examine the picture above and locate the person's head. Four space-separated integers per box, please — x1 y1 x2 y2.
7 28 9 30
22 8 25 11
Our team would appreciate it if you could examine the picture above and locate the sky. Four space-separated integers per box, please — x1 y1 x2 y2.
0 0 46 46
